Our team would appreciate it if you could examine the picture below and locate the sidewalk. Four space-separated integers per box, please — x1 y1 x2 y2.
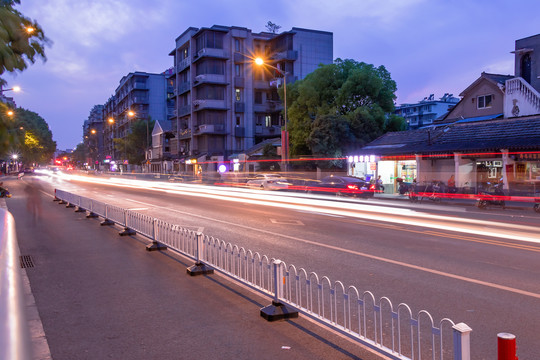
5 177 381 360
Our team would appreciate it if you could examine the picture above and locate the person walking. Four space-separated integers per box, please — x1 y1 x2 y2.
377 175 385 192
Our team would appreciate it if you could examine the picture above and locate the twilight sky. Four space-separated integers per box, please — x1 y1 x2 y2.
6 0 540 150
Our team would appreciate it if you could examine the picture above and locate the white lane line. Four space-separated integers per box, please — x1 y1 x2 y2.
121 198 540 299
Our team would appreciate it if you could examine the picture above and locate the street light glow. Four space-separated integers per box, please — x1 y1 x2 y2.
91 129 96 134
7 110 14 116
128 110 135 117
255 57 264 66
25 26 35 34
108 117 114 124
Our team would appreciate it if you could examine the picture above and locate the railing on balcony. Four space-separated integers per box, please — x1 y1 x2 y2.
505 77 540 117
178 105 191 117
177 57 190 72
178 81 190 95
272 50 298 61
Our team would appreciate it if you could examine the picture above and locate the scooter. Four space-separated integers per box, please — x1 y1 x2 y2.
0 186 11 198
476 182 505 209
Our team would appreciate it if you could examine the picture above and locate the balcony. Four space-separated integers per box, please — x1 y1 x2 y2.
193 74 227 86
254 80 270 89
193 48 228 62
255 125 280 136
234 102 245 113
178 128 192 139
178 81 190 95
131 96 149 104
253 102 279 113
133 82 147 90
272 50 298 61
194 124 226 135
177 57 190 72
192 99 227 111
178 105 191 117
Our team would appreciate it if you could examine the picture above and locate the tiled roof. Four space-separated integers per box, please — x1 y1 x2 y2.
360 117 540 155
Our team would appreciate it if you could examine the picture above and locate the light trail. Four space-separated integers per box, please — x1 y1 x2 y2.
44 171 540 244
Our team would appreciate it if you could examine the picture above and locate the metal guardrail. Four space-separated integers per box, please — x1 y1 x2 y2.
54 188 472 360
0 208 32 360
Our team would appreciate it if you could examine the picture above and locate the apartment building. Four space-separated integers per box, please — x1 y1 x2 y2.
82 105 104 168
102 71 168 169
167 25 333 173
394 93 459 129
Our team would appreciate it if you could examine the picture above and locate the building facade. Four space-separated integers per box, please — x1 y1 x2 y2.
101 71 168 171
166 25 333 174
83 105 104 169
394 93 459 129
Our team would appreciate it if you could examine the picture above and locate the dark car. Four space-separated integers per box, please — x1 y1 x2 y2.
308 175 375 198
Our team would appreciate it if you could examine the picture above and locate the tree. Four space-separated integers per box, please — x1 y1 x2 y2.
114 119 154 166
72 142 87 167
5 107 55 164
265 21 281 34
0 0 49 86
258 143 280 171
286 59 400 161
307 114 354 169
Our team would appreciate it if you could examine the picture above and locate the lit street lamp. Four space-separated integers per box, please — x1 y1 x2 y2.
254 57 289 172
0 86 21 94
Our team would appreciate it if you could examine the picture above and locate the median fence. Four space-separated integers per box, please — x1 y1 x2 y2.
54 188 472 360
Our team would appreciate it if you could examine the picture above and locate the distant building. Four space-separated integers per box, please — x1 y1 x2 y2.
83 105 104 168
101 71 168 170
164 25 333 174
394 93 459 129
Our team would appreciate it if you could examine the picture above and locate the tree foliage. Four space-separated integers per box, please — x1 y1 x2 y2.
258 142 280 171
9 107 55 164
265 21 281 34
286 58 406 166
0 0 49 85
113 119 154 166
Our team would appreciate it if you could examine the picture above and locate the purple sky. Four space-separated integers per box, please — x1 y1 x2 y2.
7 0 540 150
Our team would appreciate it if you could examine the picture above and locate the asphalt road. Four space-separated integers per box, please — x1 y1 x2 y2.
21 172 540 359
5 176 393 360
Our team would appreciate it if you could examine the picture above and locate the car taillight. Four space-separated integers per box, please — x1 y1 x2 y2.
267 180 274 184
347 184 358 190
369 184 376 190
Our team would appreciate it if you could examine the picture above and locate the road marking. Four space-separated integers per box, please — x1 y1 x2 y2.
128 208 148 211
270 219 304 225
118 198 540 299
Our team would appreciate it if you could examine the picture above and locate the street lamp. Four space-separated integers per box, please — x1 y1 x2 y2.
254 57 289 172
0 86 21 94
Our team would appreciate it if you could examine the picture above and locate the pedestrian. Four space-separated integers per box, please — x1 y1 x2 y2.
24 181 42 224
377 175 385 192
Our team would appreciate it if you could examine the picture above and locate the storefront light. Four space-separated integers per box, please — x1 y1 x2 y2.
370 155 375 163
353 156 358 163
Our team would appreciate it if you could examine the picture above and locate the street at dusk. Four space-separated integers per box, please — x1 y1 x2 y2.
2 1 540 359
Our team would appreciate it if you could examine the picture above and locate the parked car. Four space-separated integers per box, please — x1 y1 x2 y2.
245 174 290 190
308 175 375 198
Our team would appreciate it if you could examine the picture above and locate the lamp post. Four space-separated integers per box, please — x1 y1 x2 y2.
254 57 289 172
0 86 21 94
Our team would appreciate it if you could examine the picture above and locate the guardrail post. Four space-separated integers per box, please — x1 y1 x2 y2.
53 189 60 202
260 259 298 321
452 322 472 360
86 200 98 218
74 196 85 212
497 333 518 360
100 205 114 226
186 232 213 276
119 210 136 236
145 218 168 251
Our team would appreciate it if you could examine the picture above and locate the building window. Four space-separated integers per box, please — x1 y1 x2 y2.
236 116 241 126
265 115 271 127
477 95 493 109
255 91 262 104
234 38 242 52
235 64 242 77
235 88 241 101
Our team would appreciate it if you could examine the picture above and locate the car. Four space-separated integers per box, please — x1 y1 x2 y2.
308 175 375 198
245 174 290 190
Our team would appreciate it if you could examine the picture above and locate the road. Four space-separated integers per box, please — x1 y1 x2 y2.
34 172 540 358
